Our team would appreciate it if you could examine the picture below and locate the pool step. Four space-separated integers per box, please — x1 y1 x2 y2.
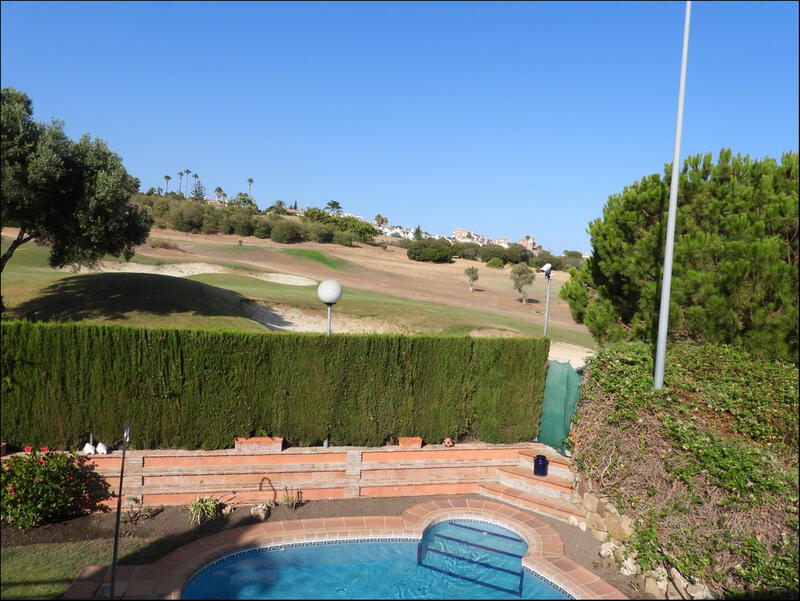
479 482 585 524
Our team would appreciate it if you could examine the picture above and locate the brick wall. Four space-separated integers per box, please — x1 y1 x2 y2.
85 442 541 507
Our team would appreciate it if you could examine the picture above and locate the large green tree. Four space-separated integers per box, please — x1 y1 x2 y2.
560 149 798 364
0 88 152 287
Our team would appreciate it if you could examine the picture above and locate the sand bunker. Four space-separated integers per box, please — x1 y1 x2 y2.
63 261 317 286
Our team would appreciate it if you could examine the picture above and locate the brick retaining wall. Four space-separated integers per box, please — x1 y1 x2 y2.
83 442 542 507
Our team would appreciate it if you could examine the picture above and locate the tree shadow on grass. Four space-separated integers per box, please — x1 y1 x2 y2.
10 272 292 329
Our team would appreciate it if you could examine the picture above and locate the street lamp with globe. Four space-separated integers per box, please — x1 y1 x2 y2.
539 263 553 337
317 279 343 335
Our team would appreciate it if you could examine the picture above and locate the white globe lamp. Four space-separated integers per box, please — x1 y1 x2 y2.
317 279 343 335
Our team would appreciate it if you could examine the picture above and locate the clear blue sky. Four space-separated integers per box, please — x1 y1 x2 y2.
2 1 797 253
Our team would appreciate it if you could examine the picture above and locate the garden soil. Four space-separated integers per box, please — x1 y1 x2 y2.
1 495 652 598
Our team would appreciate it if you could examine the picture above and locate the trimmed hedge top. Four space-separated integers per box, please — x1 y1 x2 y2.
1 322 549 450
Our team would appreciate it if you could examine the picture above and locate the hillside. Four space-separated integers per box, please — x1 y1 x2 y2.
1 227 594 365
572 342 799 598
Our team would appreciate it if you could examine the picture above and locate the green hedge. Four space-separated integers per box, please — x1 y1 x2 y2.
0 322 549 450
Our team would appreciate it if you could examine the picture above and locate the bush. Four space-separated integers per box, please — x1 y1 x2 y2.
452 242 480 260
332 230 354 246
1 447 88 529
478 244 508 264
486 257 504 269
200 207 222 234
253 219 272 239
389 237 412 249
0 322 550 450
228 209 255 237
169 202 205 233
303 222 336 243
407 239 453 263
270 219 304 244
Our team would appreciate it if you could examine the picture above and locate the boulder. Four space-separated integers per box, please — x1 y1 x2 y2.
599 542 616 558
583 492 600 512
586 511 606 532
644 575 667 597
606 513 635 541
620 555 639 576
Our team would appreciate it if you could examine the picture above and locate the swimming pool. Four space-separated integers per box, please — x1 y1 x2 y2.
181 519 572 599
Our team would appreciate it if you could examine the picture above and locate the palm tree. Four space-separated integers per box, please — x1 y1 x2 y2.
214 186 223 201
326 200 342 215
268 200 288 215
178 171 184 194
247 178 254 196
163 175 171 194
184 170 191 196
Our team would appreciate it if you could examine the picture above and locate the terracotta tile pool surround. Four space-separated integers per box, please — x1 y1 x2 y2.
67 498 627 600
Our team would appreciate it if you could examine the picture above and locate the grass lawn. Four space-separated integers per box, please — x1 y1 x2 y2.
0 539 153 600
1 235 594 346
279 248 351 270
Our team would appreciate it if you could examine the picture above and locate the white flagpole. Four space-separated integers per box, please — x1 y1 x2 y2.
654 1 691 389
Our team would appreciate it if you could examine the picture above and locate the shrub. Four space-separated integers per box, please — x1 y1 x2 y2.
407 239 453 263
332 230 354 246
228 209 255 237
1 447 88 529
270 219 304 244
486 257 504 269
478 244 508 264
253 218 272 239
303 222 336 243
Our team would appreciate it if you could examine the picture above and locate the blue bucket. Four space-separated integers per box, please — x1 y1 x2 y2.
533 454 549 477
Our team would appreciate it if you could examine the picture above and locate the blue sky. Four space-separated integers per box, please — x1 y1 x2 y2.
1 1 797 253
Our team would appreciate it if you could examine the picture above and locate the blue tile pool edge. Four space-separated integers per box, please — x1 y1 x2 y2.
180 518 576 600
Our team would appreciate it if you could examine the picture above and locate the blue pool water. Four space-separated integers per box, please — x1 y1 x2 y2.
182 519 572 599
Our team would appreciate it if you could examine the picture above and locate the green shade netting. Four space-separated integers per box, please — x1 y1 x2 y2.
538 360 581 455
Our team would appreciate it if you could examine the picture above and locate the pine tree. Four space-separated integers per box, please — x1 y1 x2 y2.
560 149 799 363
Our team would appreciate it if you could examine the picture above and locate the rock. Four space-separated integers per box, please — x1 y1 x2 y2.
586 511 606 532
589 527 607 542
644 575 667 597
578 520 587 532
687 582 714 599
576 479 587 497
568 515 580 527
250 503 270 521
670 567 690 596
603 502 619 516
653 566 668 582
583 492 600 513
605 513 635 541
620 555 639 576
599 542 615 558
666 581 682 599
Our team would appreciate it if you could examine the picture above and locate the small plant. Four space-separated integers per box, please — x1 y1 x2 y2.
281 486 303 510
121 496 155 525
486 257 504 269
188 496 222 525
149 239 182 251
1 447 88 529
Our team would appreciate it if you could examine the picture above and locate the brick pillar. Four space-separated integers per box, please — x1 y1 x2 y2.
345 450 362 498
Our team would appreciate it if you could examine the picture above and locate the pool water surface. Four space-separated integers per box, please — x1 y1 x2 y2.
181 519 572 599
